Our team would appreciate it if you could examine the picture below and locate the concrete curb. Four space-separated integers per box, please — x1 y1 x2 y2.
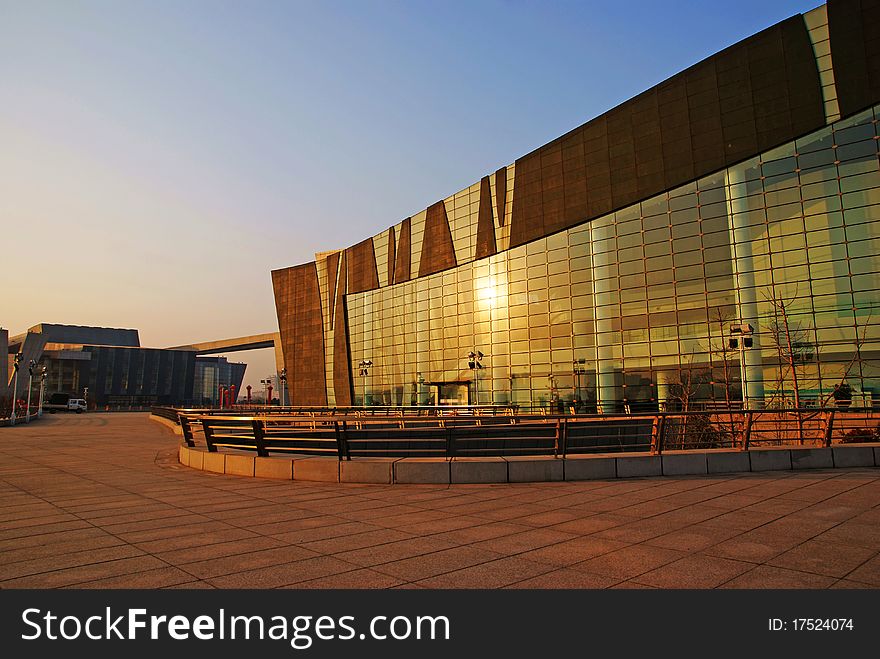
176 442 879 484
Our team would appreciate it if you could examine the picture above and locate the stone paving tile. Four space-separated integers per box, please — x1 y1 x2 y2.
502 509 585 528
571 545 687 581
294 568 406 589
335 537 459 567
241 515 349 536
505 568 619 589
517 537 630 566
700 494 770 511
164 581 217 589
843 555 880 586
82 506 196 526
428 522 532 546
829 578 876 589
0 519 93 542
176 545 321 580
155 536 289 564
0 556 170 588
0 534 128 564
116 520 238 544
609 581 659 589
549 513 632 535
642 523 742 553
591 518 684 544
813 521 880 550
70 566 198 589
134 527 264 554
100 513 215 534
414 556 554 588
720 565 837 589
270 521 385 545
212 556 360 588
395 515 486 535
698 509 782 533
299 528 414 555
635 554 754 589
0 544 147 581
766 539 877 578
470 528 578 555
372 546 507 581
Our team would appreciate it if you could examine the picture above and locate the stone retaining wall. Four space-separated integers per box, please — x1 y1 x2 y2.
177 443 880 484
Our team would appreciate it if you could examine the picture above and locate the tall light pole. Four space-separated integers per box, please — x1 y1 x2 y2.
280 368 287 407
729 323 755 409
573 358 586 412
38 366 47 417
467 350 484 405
25 360 36 423
358 360 372 407
10 352 22 425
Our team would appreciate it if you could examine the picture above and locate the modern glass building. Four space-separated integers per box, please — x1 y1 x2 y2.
8 323 203 407
272 0 880 411
193 356 247 406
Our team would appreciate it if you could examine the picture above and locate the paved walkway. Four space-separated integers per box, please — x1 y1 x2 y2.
1 413 878 589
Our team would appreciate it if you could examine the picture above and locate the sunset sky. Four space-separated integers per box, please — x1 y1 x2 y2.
1 0 816 389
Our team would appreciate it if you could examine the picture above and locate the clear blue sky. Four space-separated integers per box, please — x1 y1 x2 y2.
0 0 820 389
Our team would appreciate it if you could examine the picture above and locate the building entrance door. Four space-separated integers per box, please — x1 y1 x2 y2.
425 382 469 406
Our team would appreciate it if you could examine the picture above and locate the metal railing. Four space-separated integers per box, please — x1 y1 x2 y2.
162 407 880 461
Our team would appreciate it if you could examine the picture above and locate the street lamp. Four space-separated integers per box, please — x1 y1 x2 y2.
279 368 287 407
10 352 22 425
467 351 484 405
358 360 372 407
25 359 36 423
38 366 47 417
729 323 754 409
416 372 425 407
573 358 587 412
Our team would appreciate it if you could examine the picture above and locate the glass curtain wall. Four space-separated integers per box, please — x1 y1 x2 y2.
346 106 880 410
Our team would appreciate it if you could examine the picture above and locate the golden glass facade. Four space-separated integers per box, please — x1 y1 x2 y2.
346 106 880 410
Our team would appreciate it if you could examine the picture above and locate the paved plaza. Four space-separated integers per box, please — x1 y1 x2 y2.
0 413 878 589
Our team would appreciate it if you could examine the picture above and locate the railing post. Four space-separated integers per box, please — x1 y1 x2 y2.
252 419 269 457
742 411 754 451
341 420 351 460
201 419 217 453
554 419 561 457
822 409 836 448
178 414 196 447
650 415 666 455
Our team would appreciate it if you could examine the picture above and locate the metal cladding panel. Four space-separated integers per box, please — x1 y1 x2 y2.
393 217 411 284
494 166 508 226
509 14 825 249
333 251 353 406
418 201 457 278
346 237 380 294
475 176 497 259
387 225 397 287
828 0 880 118
272 263 327 406
326 251 340 328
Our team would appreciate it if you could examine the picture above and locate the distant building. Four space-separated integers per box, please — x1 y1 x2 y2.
193 356 247 406
6 323 245 408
